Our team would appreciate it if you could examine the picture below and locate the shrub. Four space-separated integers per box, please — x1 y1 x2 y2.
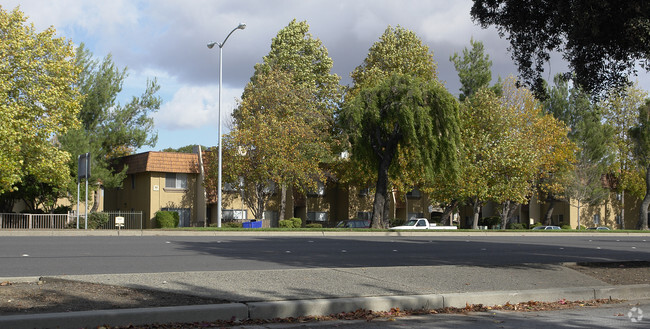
507 223 526 230
389 218 404 227
52 205 71 214
279 219 293 228
224 221 242 228
578 225 587 230
561 224 572 230
87 212 109 229
155 211 179 228
480 216 500 227
532 222 543 228
306 223 322 228
278 217 303 228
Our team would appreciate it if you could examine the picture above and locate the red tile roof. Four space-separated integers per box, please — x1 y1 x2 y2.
116 152 200 174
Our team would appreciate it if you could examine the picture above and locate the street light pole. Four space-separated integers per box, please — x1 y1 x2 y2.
208 22 246 228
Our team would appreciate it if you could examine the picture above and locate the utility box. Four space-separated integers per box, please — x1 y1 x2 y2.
243 219 262 228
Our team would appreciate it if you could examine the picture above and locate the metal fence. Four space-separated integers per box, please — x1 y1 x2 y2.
95 211 143 230
0 213 71 229
0 211 143 230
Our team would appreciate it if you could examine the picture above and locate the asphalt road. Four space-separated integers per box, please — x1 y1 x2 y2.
1 235 649 277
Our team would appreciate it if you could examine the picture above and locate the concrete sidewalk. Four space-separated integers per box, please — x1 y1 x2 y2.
2 264 650 329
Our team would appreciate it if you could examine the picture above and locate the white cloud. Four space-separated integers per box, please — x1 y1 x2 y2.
154 85 242 131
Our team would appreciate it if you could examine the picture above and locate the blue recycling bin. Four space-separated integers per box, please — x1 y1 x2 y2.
243 219 262 228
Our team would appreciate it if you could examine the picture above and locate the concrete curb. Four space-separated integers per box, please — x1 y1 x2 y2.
2 285 649 329
0 303 248 329
248 295 445 319
0 276 40 283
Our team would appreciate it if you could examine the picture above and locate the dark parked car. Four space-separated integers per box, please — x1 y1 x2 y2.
335 220 370 228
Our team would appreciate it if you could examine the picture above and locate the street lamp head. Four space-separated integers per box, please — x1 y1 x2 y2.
237 23 246 30
207 42 217 49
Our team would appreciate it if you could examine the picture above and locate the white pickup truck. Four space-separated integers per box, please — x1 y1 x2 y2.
390 218 458 230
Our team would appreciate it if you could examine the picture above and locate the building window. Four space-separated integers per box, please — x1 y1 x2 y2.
224 176 244 192
406 188 421 199
263 211 278 222
165 173 187 189
358 188 370 197
616 214 622 225
357 211 372 220
223 209 246 220
263 181 276 195
308 211 328 222
593 214 600 225
307 182 326 196
408 212 424 221
131 175 136 190
557 214 564 223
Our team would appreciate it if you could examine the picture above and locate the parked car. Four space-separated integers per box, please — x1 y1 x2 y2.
336 219 370 228
389 218 458 230
587 227 611 230
532 225 562 230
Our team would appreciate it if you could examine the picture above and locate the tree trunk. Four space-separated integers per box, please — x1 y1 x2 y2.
620 190 625 229
507 203 518 224
382 191 391 228
638 166 650 230
91 188 100 213
371 163 389 228
472 198 481 229
543 198 555 226
500 201 509 229
577 200 581 230
279 184 287 221
441 200 458 226
371 147 395 229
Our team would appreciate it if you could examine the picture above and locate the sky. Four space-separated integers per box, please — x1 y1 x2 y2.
4 0 650 153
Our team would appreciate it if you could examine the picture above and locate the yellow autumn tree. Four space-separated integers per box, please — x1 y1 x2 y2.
455 77 574 229
0 6 81 194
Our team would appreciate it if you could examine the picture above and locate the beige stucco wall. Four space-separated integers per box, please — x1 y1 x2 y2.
104 172 199 228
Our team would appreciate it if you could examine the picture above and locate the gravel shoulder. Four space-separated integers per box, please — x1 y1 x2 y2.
1 261 649 316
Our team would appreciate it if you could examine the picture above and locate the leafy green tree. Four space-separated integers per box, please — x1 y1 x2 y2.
449 38 495 101
457 77 574 229
544 74 616 228
540 75 591 224
349 26 437 97
564 105 616 229
59 44 160 211
630 100 650 230
235 19 341 126
0 6 81 195
432 38 503 225
162 145 210 153
214 67 333 221
600 83 648 227
342 26 459 228
471 0 650 97
222 20 340 222
341 73 460 228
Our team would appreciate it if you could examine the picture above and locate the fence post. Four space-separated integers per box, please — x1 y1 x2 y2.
28 214 32 229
